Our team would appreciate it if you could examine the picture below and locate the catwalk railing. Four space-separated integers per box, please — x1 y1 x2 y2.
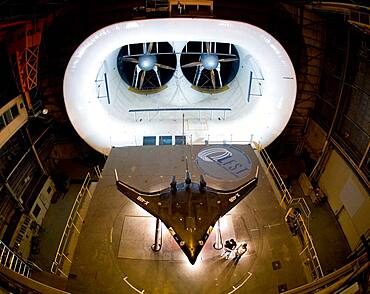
256 144 311 219
51 173 92 278
253 142 323 280
94 165 103 179
285 253 369 294
0 240 31 277
129 107 232 121
295 213 324 280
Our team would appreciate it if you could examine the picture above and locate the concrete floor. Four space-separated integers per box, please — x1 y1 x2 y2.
35 184 83 271
66 145 308 293
289 180 351 275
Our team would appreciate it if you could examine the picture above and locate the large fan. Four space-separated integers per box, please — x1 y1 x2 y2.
180 42 240 89
117 42 176 91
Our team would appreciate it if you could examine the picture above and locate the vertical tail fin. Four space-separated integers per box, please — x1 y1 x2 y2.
185 156 191 185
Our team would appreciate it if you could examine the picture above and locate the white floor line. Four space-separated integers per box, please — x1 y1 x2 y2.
228 272 253 294
123 276 145 293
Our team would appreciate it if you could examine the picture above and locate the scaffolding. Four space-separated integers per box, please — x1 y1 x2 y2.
7 20 44 110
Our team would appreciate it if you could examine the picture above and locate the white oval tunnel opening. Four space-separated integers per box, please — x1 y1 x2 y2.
64 18 296 155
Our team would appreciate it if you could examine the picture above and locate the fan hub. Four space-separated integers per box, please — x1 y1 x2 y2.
138 54 157 71
201 54 219 70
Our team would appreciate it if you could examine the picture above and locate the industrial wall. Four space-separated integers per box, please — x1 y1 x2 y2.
0 95 28 149
319 150 370 250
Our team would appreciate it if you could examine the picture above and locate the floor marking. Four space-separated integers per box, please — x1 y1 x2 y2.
123 276 145 293
227 272 253 294
263 223 281 229
249 228 260 232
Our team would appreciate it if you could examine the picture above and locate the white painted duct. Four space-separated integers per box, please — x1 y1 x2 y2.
64 18 296 155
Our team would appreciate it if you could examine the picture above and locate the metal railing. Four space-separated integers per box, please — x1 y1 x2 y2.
94 165 103 179
290 198 311 222
257 144 293 204
253 142 324 280
0 240 31 277
285 253 368 294
51 173 92 278
296 213 324 280
256 143 311 218
6 148 38 198
129 107 231 121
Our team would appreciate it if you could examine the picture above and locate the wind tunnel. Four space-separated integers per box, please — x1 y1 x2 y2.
63 18 296 155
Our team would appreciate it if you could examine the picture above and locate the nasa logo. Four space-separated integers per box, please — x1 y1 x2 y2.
196 145 252 181
197 147 233 162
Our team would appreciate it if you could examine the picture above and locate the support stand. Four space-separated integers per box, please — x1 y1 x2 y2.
151 218 162 252
213 219 223 250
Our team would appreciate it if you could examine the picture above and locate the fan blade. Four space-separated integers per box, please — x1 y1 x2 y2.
155 63 175 70
217 66 223 88
122 57 139 63
139 71 146 90
195 66 203 86
205 42 210 54
182 61 202 68
210 69 216 89
219 58 239 63
148 42 154 54
133 65 141 88
153 66 161 87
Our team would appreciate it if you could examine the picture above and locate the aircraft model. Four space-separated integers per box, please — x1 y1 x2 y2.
115 161 258 264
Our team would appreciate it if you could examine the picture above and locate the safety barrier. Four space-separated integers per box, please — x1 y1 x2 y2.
0 240 31 277
129 107 232 121
295 213 324 279
253 142 325 280
255 143 311 218
94 165 103 179
51 173 92 278
285 253 368 294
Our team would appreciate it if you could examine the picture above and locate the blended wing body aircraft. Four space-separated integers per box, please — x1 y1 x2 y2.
116 165 258 264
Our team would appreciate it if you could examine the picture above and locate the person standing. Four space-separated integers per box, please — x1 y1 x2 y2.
234 242 248 262
230 239 237 248
221 239 237 259
221 240 232 259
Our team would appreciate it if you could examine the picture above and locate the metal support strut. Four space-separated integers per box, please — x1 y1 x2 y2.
213 219 223 250
151 218 162 252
